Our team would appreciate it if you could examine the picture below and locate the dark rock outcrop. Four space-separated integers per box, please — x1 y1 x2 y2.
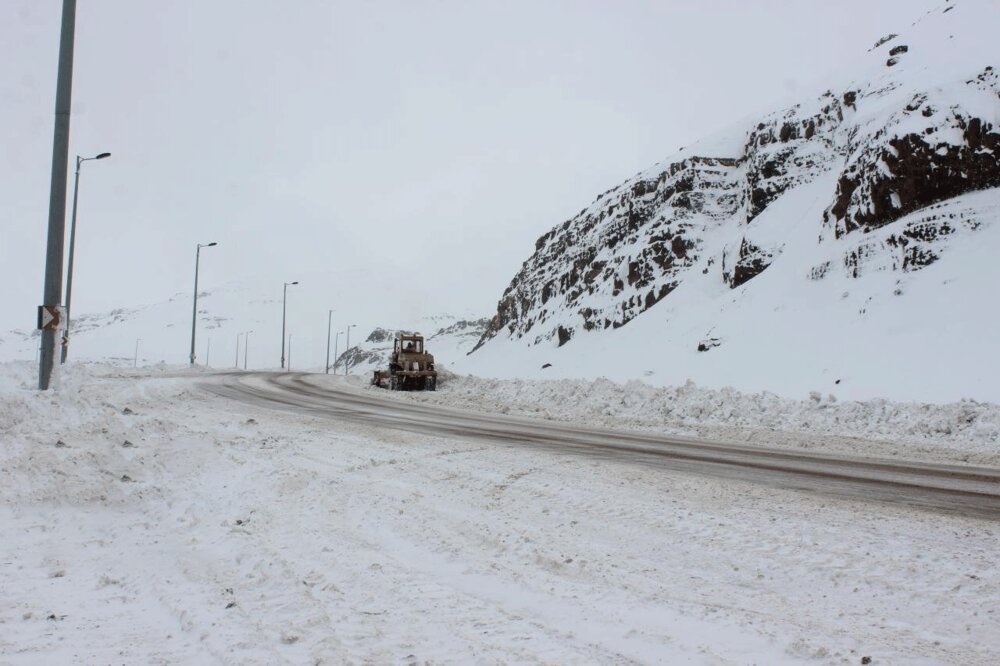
871 33 898 50
474 155 744 350
723 238 775 289
366 327 395 344
840 200 984 278
825 68 1000 238
697 338 722 352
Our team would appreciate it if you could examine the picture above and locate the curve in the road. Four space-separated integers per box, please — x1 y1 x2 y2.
203 372 1000 519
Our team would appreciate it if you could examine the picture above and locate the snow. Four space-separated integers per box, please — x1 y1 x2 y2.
3 361 1000 663
371 372 1000 467
804 1 997 111
637 121 751 181
6 3 999 658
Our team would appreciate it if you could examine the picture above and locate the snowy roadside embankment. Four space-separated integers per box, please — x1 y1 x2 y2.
3 361 1000 664
0 362 187 507
364 373 1000 466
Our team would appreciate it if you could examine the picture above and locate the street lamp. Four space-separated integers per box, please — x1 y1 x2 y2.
189 241 217 365
38 0 78 390
281 281 298 369
61 151 111 364
344 324 356 376
235 331 243 368
244 330 253 370
325 309 335 373
333 330 342 374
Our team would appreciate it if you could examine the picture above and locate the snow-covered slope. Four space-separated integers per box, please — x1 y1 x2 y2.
0 269 484 376
470 0 1000 402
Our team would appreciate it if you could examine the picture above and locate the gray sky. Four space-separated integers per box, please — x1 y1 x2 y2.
1 0 939 330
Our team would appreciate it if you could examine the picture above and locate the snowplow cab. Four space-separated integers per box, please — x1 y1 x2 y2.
372 332 437 390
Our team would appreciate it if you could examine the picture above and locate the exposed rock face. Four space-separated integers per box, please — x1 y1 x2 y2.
829 196 988 278
366 327 396 344
339 346 384 371
697 337 722 352
744 93 847 222
723 238 775 289
871 33 898 50
825 68 1000 238
474 155 743 350
429 318 491 343
473 95 849 350
473 2 1000 353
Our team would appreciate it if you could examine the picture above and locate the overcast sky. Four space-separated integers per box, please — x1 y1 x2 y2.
1 0 940 331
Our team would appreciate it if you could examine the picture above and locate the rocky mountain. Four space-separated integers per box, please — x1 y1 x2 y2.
473 0 1000 356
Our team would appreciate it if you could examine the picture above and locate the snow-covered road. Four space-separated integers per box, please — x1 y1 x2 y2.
3 363 999 664
208 372 1000 520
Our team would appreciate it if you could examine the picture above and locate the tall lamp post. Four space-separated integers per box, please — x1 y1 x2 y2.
244 330 252 370
189 241 217 365
38 0 77 391
344 324 356 376
333 331 342 374
61 151 111 363
280 281 298 369
325 309 335 373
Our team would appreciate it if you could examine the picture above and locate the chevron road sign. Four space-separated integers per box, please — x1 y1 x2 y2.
37 305 64 331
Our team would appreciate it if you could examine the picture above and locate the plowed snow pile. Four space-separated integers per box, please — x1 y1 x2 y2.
369 373 1000 466
2 362 999 664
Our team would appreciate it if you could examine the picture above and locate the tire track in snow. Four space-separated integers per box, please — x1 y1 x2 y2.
203 372 1000 519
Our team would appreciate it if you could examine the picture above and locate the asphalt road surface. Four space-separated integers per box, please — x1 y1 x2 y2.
205 372 1000 520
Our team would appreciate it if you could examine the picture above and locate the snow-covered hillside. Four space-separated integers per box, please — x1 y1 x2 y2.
0 269 485 376
470 0 1000 403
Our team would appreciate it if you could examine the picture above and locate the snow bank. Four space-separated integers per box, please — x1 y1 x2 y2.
369 372 1000 465
0 362 192 506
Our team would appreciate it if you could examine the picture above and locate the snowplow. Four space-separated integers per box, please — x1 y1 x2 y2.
372 333 437 391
